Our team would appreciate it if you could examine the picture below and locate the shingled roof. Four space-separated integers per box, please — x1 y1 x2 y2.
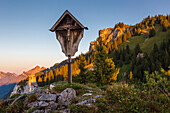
50 10 88 32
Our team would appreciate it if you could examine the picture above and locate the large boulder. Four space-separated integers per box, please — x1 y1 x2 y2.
57 88 76 105
38 94 56 101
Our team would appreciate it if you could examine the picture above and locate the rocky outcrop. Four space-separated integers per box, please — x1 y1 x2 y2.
9 66 46 97
57 88 76 105
10 81 38 96
89 24 129 51
23 87 76 113
38 94 57 101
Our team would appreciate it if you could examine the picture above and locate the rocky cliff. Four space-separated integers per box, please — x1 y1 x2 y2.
89 24 130 51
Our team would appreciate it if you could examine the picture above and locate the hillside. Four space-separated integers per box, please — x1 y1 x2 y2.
29 14 170 87
0 14 169 113
0 80 169 112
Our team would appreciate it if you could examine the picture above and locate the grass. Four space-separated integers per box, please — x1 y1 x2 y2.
69 82 169 113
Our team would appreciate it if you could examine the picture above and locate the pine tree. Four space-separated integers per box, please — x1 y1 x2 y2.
135 44 142 56
119 54 123 67
77 53 88 84
149 28 156 38
125 53 130 64
126 45 130 55
93 40 119 86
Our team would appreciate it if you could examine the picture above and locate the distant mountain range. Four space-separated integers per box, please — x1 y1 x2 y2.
0 66 46 87
0 66 46 99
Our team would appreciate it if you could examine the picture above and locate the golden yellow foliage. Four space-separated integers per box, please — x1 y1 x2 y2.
106 58 119 84
129 71 133 79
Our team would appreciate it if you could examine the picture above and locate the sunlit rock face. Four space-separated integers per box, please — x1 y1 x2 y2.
89 24 129 51
28 74 37 92
10 80 38 97
10 74 38 96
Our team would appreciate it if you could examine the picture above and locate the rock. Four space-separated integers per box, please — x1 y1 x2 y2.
82 93 92 96
94 95 103 98
86 103 94 107
49 101 58 110
32 110 44 113
45 109 51 113
44 89 51 94
50 83 55 90
76 97 93 105
88 90 93 93
76 95 103 105
36 101 49 108
57 88 76 105
58 108 70 113
38 94 56 101
27 101 37 108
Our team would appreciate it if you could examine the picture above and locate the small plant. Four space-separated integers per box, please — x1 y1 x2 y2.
69 104 97 113
28 93 37 102
9 94 21 99
27 108 34 113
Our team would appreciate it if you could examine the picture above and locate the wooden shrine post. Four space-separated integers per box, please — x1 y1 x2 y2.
50 10 88 83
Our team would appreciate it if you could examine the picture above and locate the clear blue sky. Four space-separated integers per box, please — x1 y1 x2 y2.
0 0 169 74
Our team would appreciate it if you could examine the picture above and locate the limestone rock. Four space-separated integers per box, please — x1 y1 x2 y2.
32 110 44 113
49 101 58 110
50 83 55 90
35 101 49 108
57 88 76 105
38 94 56 101
82 93 92 96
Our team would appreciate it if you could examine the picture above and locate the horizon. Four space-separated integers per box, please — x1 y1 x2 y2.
0 0 170 74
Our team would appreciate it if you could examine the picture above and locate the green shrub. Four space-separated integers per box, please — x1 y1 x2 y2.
5 99 24 113
28 93 37 102
9 94 21 99
69 104 97 113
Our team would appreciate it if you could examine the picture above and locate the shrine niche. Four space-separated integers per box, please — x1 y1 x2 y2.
50 10 88 57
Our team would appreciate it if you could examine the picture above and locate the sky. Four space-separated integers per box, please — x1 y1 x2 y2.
0 0 169 74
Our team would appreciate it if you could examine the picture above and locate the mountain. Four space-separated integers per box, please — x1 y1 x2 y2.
0 66 46 99
0 72 18 86
10 66 46 83
32 14 170 87
89 23 130 51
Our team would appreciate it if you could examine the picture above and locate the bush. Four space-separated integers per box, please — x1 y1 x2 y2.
9 94 21 99
69 104 97 113
28 93 37 102
95 82 169 112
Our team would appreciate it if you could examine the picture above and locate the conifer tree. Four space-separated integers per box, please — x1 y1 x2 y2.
126 45 130 55
93 40 119 86
135 44 142 56
78 54 88 84
149 28 156 38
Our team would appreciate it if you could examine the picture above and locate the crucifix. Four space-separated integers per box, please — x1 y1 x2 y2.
50 10 88 83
